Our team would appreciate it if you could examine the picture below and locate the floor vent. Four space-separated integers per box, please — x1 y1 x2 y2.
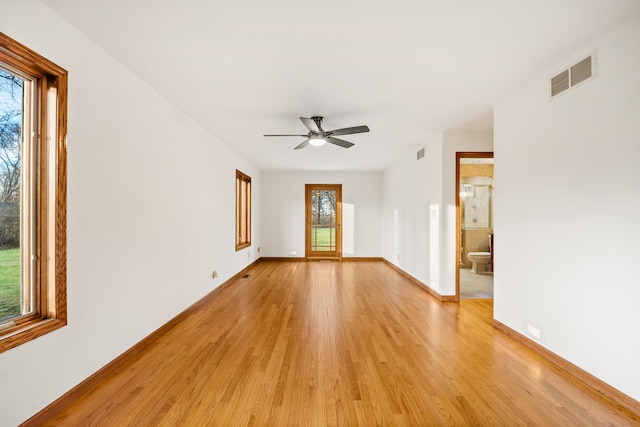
416 147 425 160
550 52 596 99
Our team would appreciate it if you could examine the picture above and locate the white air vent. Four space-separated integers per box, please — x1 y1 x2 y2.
416 147 425 160
550 52 597 99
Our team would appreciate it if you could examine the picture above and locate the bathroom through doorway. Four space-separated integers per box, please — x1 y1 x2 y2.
456 152 494 300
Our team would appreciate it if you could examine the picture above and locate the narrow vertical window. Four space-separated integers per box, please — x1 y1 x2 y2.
0 33 67 352
235 170 251 251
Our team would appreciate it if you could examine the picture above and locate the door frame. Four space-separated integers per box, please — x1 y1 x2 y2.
305 184 342 260
455 152 494 300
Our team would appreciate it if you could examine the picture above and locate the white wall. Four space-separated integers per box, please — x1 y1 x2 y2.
261 171 382 258
494 14 640 401
382 130 492 296
0 1 260 425
382 134 443 289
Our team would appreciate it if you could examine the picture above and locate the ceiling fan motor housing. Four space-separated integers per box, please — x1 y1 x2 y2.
310 116 324 132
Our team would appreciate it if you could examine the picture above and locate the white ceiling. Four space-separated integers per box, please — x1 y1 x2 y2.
42 0 640 171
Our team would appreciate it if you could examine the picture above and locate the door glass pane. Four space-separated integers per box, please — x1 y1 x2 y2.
0 68 24 323
311 190 336 251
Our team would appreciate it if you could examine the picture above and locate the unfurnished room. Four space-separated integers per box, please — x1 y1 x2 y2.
1 1 639 425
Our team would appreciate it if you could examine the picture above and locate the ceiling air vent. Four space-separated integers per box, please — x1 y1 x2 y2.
417 147 425 160
550 52 596 99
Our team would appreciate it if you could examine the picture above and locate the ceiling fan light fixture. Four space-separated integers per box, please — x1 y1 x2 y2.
264 116 369 150
309 135 326 146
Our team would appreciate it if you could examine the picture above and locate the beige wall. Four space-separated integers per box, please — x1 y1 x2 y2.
460 163 493 178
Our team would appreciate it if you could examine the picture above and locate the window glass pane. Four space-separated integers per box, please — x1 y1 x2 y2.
311 190 336 251
246 181 250 243
0 68 24 323
240 180 245 241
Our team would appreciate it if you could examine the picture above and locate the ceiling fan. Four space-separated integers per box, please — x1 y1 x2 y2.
264 116 369 149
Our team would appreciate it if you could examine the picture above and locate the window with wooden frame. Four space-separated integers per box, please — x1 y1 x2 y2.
235 170 251 251
0 33 67 353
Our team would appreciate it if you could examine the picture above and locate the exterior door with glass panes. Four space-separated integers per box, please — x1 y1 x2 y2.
305 184 342 259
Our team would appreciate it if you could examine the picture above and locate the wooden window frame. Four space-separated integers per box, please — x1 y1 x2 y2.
0 33 67 353
235 169 251 251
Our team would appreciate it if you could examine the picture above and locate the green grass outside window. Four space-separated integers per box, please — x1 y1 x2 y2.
0 248 20 320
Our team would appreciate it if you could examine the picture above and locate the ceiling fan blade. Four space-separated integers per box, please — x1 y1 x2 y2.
294 138 310 150
326 136 354 148
327 125 370 136
299 117 320 133
264 134 307 137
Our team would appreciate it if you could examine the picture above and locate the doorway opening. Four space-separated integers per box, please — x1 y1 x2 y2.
305 184 342 260
456 153 494 300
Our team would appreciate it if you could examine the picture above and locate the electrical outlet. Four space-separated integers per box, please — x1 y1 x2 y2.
257 247 261 253
526 322 543 343
211 270 218 279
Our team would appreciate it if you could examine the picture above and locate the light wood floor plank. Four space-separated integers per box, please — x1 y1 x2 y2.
37 260 639 426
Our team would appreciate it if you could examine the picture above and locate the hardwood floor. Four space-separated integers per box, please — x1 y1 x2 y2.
38 260 639 426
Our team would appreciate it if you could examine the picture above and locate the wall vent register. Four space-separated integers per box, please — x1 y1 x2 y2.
550 53 596 98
